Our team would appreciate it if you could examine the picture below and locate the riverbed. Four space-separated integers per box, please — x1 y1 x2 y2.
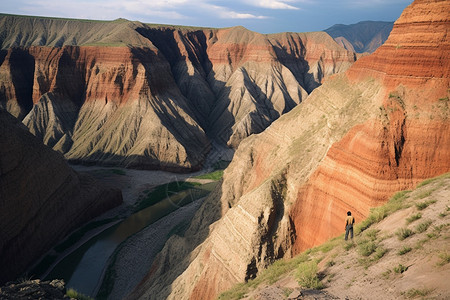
37 166 216 298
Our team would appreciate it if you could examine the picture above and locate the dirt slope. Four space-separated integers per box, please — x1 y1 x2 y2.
220 173 450 300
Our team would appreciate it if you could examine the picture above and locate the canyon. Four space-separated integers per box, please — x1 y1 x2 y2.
0 14 357 171
0 0 448 298
0 110 122 284
127 0 450 299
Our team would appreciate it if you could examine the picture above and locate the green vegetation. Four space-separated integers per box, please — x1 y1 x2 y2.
415 190 432 200
66 288 94 300
414 220 432 233
393 264 408 274
398 246 412 255
415 199 436 210
416 172 450 188
355 190 410 234
134 181 201 212
296 260 324 289
219 173 449 299
372 247 388 261
358 240 378 257
406 213 422 224
194 170 224 180
218 253 310 300
404 288 433 298
396 228 414 241
437 252 450 266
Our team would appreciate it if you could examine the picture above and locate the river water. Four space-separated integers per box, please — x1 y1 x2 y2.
44 185 213 297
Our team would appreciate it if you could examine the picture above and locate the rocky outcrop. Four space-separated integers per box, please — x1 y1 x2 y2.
0 109 123 285
0 279 68 300
129 0 450 298
0 15 357 170
325 21 394 53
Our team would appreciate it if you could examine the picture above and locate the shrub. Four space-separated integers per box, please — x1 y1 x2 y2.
415 220 432 233
373 247 388 261
406 213 422 224
437 252 450 266
66 288 93 300
398 246 412 255
396 228 414 240
296 260 325 289
358 240 377 257
393 264 408 274
355 191 409 234
364 229 379 241
415 200 436 210
405 288 432 298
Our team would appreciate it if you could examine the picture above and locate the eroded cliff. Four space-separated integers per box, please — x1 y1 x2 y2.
0 109 123 284
0 15 356 170
128 0 450 298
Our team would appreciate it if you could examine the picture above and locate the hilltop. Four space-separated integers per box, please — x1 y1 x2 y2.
219 173 450 300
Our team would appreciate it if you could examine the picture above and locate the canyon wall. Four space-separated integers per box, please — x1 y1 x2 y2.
0 109 123 284
128 0 450 298
0 15 357 170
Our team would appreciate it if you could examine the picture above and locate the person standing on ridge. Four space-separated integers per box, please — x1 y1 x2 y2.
345 211 355 241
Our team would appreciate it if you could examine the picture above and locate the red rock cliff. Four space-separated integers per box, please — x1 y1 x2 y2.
0 17 356 170
291 0 450 252
128 0 450 299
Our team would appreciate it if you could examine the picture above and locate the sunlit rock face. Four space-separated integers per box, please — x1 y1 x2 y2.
0 15 356 171
126 1 450 299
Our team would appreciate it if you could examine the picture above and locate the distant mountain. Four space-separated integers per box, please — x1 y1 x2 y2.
325 21 394 53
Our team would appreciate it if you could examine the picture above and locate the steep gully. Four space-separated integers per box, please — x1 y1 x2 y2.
128 0 450 299
0 17 357 171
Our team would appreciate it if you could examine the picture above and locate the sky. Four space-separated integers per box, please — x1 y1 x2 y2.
1 0 413 33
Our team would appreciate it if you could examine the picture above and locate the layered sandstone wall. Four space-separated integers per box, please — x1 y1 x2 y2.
130 0 450 298
0 16 357 170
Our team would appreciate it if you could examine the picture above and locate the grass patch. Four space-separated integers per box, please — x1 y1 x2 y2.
372 246 387 261
343 242 355 251
218 254 310 300
437 252 450 266
358 240 378 257
406 213 422 224
134 181 201 212
194 170 224 180
66 288 94 300
393 264 408 274
415 199 436 210
296 260 325 289
404 288 433 298
398 246 412 255
355 190 410 234
396 228 414 241
415 190 432 200
414 220 432 233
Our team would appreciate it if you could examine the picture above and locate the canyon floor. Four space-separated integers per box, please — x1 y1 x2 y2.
219 173 450 300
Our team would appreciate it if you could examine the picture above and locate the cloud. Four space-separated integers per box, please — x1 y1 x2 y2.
245 0 300 10
205 4 268 19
